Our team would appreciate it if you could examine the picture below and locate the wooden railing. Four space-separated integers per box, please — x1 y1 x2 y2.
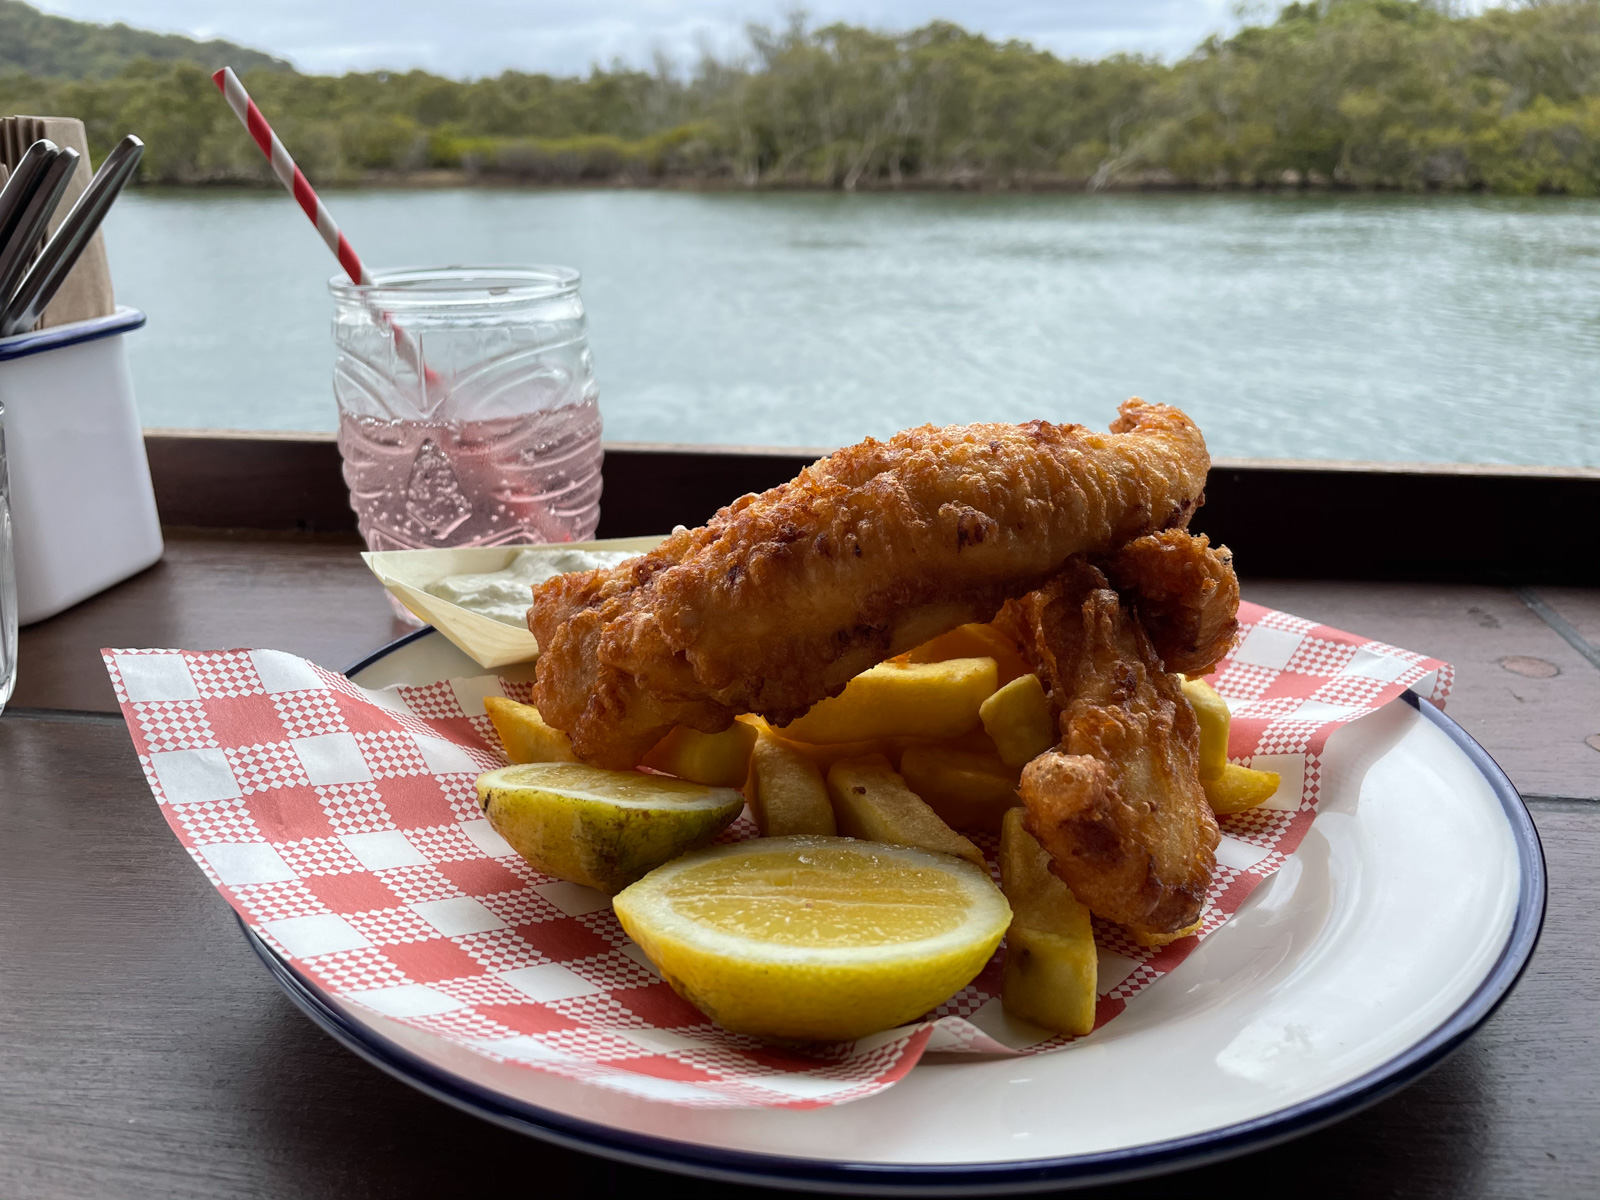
142 429 1600 585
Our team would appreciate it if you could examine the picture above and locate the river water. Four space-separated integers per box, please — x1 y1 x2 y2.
105 188 1599 464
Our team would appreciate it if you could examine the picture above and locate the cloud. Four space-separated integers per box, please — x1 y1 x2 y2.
35 0 1244 77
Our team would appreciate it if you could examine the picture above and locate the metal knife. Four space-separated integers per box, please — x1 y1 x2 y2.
1 136 141 337
0 140 70 304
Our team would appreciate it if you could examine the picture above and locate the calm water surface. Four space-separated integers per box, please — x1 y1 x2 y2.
105 189 1600 464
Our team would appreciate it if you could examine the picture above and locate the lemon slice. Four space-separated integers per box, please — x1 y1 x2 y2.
614 836 1011 1041
477 763 744 895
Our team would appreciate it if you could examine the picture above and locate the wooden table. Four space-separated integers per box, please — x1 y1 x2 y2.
4 529 1598 1199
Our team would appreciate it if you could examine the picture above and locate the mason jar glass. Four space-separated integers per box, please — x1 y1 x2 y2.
330 266 603 554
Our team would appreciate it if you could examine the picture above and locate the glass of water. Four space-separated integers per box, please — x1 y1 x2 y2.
0 401 16 713
329 267 604 555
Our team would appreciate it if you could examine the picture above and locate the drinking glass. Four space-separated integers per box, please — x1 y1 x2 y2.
330 267 603 559
0 402 16 713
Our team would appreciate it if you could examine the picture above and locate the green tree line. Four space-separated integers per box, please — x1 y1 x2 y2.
2 0 1598 193
0 0 288 80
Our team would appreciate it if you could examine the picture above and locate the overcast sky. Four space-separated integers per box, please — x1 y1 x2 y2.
36 1 1257 77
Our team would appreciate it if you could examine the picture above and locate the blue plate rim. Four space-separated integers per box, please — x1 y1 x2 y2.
241 628 1547 1195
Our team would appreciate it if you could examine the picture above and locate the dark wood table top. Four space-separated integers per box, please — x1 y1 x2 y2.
4 531 1598 1199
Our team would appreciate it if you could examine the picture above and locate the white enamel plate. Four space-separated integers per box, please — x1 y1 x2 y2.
242 628 1545 1194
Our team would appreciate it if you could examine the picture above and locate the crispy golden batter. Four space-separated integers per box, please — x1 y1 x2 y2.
1013 560 1219 935
1103 530 1240 677
532 400 1211 767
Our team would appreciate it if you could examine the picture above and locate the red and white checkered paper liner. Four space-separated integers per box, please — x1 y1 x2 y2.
104 600 1450 1110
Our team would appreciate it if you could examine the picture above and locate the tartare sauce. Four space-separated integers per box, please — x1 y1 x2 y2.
424 547 638 627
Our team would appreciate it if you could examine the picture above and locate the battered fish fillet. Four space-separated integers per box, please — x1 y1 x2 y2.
991 530 1240 678
1103 530 1239 677
1012 560 1219 935
532 399 1210 768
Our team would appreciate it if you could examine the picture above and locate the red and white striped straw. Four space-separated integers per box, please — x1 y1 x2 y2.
211 66 432 380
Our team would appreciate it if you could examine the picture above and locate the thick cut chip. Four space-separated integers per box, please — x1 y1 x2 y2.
979 673 1057 768
642 720 758 787
905 622 1030 684
778 734 893 773
614 836 1011 1041
1203 763 1281 813
899 743 1021 834
826 754 985 867
778 730 997 776
483 696 578 764
745 729 837 837
779 658 999 745
999 808 1097 1036
1179 678 1230 781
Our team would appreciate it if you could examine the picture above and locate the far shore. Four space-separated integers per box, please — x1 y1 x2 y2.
133 168 1576 197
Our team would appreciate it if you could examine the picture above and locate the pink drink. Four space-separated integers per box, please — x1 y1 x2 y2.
329 267 605 569
337 400 602 550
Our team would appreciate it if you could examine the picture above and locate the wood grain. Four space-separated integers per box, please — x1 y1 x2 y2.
1245 580 1600 801
0 716 1592 1200
12 531 408 713
1535 588 1600 655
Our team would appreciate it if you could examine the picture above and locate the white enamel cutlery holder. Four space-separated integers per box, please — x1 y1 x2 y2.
0 307 162 624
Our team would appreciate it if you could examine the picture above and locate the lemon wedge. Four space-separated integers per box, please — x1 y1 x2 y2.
614 836 1011 1041
477 763 744 895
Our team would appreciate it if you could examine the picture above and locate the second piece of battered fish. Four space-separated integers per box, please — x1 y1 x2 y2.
1103 529 1240 677
1012 560 1219 935
533 399 1212 767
